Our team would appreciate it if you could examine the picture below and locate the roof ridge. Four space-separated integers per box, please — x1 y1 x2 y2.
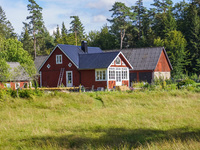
80 51 119 55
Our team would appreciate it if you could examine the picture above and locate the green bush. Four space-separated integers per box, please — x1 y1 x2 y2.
10 90 17 98
177 79 196 89
19 89 32 98
0 89 5 100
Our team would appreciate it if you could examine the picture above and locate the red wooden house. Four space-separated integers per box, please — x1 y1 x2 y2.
37 42 133 89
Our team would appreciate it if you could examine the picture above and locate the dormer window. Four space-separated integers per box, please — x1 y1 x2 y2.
115 57 121 65
56 55 62 64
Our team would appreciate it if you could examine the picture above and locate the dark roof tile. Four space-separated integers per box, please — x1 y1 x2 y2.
79 51 119 69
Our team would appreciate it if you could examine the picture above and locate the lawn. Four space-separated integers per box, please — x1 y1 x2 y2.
0 90 200 149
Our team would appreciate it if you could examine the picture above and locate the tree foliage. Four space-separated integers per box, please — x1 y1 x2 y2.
69 16 85 46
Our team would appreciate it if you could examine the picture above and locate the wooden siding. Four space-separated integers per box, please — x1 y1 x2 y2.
108 81 116 89
155 50 171 72
40 47 80 87
0 81 29 90
80 70 107 89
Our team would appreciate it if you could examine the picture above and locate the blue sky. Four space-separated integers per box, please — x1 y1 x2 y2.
0 0 188 36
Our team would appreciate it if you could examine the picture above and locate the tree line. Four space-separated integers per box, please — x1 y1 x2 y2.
0 0 200 80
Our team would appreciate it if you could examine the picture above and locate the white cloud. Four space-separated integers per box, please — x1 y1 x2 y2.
93 15 107 23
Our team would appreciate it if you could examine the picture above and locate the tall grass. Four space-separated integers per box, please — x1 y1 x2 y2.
0 90 200 149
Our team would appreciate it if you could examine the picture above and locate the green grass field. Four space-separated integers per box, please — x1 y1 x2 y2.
0 90 200 149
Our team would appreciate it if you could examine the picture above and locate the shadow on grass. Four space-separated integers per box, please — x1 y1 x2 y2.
21 127 200 149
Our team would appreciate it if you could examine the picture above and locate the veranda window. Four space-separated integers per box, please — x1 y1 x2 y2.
109 68 115 80
122 68 128 80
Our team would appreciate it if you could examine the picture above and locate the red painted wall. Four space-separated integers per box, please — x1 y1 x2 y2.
122 80 129 86
0 81 29 90
108 81 116 89
155 50 171 72
80 70 107 89
40 47 80 87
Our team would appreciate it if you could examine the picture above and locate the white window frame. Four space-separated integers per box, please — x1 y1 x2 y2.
122 68 128 80
56 55 62 64
66 71 73 87
109 68 115 80
15 82 20 89
115 57 121 65
95 69 107 81
6 83 11 88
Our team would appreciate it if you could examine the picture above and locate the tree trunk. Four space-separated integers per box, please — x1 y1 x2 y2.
75 30 77 46
120 29 126 50
33 30 36 59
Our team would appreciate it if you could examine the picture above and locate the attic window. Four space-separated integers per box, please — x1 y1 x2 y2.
56 55 62 64
115 57 121 65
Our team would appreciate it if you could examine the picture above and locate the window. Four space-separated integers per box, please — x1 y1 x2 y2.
15 83 20 89
115 57 121 65
122 68 128 80
109 68 115 80
6 83 11 88
96 70 106 81
56 55 62 64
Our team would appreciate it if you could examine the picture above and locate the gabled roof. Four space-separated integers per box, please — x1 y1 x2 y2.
79 51 120 69
58 44 103 67
7 62 30 81
106 47 173 71
38 44 103 71
34 55 48 71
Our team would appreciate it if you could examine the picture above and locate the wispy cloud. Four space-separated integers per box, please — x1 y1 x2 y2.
93 15 107 23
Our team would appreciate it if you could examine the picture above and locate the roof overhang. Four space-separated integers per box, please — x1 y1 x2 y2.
108 51 133 69
38 45 78 71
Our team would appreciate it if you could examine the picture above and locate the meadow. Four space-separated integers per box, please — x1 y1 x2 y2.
0 89 200 149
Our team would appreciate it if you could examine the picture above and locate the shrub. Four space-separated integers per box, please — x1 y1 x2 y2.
177 79 196 89
10 90 17 98
19 89 32 98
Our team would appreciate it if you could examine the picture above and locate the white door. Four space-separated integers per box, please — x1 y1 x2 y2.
66 71 73 87
116 68 122 86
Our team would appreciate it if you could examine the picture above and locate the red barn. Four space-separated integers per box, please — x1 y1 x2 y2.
0 62 31 89
120 47 173 83
37 42 133 89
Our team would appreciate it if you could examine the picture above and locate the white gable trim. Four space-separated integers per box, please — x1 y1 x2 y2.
38 45 78 71
108 51 133 69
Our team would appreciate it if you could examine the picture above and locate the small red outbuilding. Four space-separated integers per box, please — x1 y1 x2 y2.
0 62 31 89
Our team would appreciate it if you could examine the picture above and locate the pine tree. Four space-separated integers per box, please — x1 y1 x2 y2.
61 22 68 44
108 2 135 49
26 0 45 59
151 0 176 38
53 25 62 45
185 3 200 74
69 16 85 46
0 6 16 38
21 24 34 57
